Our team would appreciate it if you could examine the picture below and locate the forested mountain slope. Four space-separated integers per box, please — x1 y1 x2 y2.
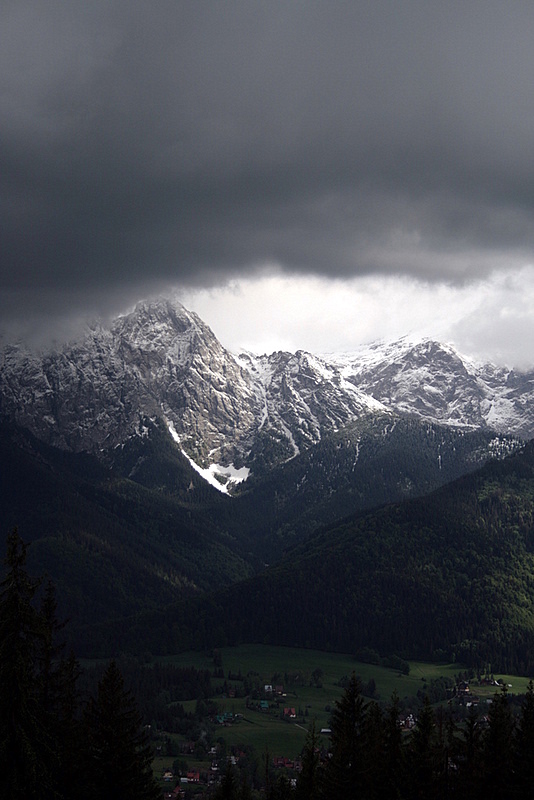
1 407 521 643
0 421 253 628
86 441 534 671
230 413 519 555
1 297 533 661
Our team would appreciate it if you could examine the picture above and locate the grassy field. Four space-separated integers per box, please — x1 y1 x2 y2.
155 644 532 761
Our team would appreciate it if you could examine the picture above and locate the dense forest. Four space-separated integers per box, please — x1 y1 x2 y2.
228 413 521 554
72 441 534 674
0 420 253 629
0 530 161 799
290 675 534 800
0 415 526 663
3 413 534 674
4 529 534 800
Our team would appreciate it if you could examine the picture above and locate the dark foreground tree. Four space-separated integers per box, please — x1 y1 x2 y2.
406 695 440 799
295 719 321 800
381 690 404 799
456 703 484 800
82 659 160 800
362 700 386 799
0 529 56 798
321 673 367 800
214 761 238 799
37 578 85 799
483 685 515 800
0 531 160 800
268 773 293 800
515 680 534 799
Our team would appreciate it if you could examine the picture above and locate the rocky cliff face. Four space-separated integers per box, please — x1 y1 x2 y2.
0 299 385 476
326 338 534 440
1 300 533 486
0 300 259 467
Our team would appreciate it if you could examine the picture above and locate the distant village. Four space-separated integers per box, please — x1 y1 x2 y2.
158 673 515 796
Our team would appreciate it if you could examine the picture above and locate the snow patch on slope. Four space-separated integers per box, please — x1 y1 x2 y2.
167 421 249 495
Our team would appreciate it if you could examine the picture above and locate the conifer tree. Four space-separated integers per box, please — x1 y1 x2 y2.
381 690 404 799
0 529 56 798
215 761 240 799
456 703 483 800
406 695 439 799
431 705 453 799
36 578 87 799
482 684 515 800
295 719 321 800
268 773 293 800
82 660 160 800
362 700 385 799
239 773 253 800
514 680 534 799
321 673 366 800
54 652 85 800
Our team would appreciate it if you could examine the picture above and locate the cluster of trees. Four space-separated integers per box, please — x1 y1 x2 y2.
314 674 534 800
0 529 160 800
215 674 534 800
80 658 215 735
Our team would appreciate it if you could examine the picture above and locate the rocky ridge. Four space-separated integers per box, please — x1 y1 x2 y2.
326 338 534 439
1 299 533 489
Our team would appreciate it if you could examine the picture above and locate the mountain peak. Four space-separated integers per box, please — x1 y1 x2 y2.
114 297 204 339
1 297 534 487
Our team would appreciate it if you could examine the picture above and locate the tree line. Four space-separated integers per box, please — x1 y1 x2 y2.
216 674 534 800
4 527 534 800
0 529 161 800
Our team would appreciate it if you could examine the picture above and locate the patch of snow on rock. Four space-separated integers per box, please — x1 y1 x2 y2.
167 421 248 494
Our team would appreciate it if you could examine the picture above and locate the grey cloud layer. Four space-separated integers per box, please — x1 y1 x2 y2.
2 0 534 321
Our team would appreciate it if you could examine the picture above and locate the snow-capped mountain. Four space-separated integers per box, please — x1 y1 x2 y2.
325 337 534 439
1 299 533 490
0 299 384 484
236 349 386 462
1 301 254 467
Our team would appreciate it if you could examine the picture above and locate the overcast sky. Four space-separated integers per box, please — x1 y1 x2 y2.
2 1 534 366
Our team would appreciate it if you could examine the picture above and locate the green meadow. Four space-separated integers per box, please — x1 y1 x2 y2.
156 644 532 760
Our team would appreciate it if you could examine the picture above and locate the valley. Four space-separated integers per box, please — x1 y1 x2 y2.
2 297 534 672
79 644 532 796
3 298 534 798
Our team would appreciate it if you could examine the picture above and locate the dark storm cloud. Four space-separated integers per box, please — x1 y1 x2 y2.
2 0 534 323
